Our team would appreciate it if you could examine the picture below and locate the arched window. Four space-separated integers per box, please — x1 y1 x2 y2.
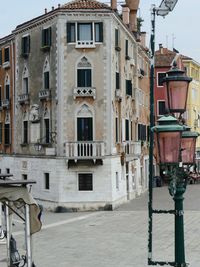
43 58 50 90
76 104 93 141
22 66 29 94
4 74 10 100
77 57 92 88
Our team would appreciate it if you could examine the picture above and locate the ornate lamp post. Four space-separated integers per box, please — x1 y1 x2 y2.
151 62 197 266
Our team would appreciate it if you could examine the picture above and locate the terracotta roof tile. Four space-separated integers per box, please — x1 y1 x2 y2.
155 48 176 67
62 0 111 10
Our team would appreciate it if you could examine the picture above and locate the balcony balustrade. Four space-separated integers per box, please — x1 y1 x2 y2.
73 87 96 99
39 89 51 100
123 141 141 156
18 93 29 104
65 141 104 160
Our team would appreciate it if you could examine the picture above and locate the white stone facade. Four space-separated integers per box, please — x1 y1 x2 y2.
1 2 150 210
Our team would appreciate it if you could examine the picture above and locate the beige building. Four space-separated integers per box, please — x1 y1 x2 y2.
0 0 150 210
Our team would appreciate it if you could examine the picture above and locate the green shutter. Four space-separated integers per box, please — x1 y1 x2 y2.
27 35 30 53
48 27 52 46
67 23 75 43
41 29 45 47
99 22 103 42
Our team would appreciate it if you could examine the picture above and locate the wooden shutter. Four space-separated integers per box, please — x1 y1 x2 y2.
99 22 103 42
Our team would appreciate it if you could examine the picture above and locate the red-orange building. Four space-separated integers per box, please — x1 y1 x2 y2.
0 34 15 154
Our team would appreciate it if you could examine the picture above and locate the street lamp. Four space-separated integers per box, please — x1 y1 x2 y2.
151 66 197 266
162 62 192 114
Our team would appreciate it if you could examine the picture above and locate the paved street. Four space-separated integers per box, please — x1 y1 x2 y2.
1 184 200 267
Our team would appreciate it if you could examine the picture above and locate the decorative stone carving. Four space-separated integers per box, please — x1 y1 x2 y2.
29 104 40 122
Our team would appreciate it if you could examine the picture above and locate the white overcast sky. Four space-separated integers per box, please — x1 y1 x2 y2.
0 0 199 62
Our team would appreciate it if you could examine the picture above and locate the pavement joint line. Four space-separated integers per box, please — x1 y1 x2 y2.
12 211 100 236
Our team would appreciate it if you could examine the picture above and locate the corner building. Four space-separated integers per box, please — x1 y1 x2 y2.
0 0 150 210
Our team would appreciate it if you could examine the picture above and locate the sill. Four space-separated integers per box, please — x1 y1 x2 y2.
21 53 29 58
41 45 51 52
20 143 28 147
115 46 121 52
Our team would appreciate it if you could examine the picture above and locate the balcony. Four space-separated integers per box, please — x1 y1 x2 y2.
65 141 104 161
39 89 51 100
18 93 29 104
123 141 141 157
2 99 10 109
73 87 96 99
2 61 10 69
75 40 95 48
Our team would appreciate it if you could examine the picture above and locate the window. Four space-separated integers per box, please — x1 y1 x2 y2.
67 22 103 44
116 117 119 143
44 71 50 89
77 117 93 141
44 173 50 190
22 174 28 180
125 119 129 141
0 123 2 143
4 47 9 62
5 84 10 100
157 72 166 87
116 72 120 89
77 69 91 87
116 172 119 190
78 173 93 191
23 121 28 144
138 124 146 141
44 119 50 143
6 168 10 174
4 123 10 145
23 77 28 94
42 27 51 47
125 39 130 59
158 100 166 115
115 29 120 49
21 35 30 56
126 80 132 96
0 50 2 65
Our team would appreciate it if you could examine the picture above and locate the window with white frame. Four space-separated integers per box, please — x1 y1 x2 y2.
4 47 10 63
22 66 29 94
157 72 166 87
43 106 50 143
41 27 51 48
67 22 103 46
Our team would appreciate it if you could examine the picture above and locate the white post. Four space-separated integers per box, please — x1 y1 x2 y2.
25 204 32 267
5 203 12 267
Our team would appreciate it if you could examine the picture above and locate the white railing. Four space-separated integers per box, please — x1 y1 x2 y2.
75 40 95 48
18 93 29 103
73 87 96 99
39 89 51 99
65 141 104 159
124 141 141 156
2 99 10 108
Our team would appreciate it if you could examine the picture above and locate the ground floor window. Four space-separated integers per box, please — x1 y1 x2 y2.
78 173 93 191
44 173 50 190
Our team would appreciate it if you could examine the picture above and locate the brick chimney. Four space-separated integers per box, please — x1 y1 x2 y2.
111 0 117 11
140 32 146 48
159 43 163 54
125 0 140 32
122 5 130 25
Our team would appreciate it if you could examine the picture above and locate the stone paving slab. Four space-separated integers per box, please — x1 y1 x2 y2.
0 185 200 267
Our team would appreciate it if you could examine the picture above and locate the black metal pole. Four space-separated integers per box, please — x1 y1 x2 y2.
148 6 156 264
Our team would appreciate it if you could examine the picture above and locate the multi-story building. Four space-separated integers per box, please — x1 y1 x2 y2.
0 0 149 210
0 34 15 156
182 56 200 169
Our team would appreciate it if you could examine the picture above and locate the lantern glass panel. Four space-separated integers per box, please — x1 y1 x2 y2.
158 131 181 163
181 137 196 164
165 81 188 112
